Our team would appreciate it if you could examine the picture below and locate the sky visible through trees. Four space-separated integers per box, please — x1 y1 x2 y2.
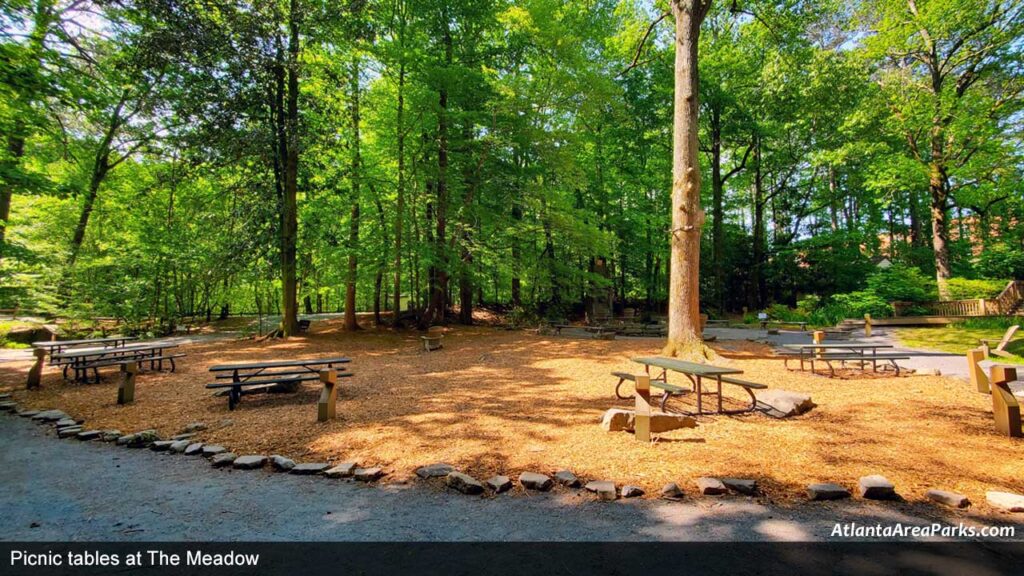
1 0 1021 339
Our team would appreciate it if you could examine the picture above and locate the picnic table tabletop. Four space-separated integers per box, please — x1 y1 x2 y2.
209 357 351 372
51 342 178 360
32 336 136 349
632 356 743 376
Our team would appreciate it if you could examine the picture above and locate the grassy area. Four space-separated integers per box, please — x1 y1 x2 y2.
895 322 1024 365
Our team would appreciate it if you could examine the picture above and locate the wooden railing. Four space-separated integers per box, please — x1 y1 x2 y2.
988 280 1024 315
892 280 1024 317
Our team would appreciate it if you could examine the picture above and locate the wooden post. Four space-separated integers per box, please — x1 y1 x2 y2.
989 365 1021 438
317 369 338 422
967 348 989 393
864 314 872 337
634 374 651 443
977 298 986 316
27 347 46 389
117 361 138 405
813 330 825 359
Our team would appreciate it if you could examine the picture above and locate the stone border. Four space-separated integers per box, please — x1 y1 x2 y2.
1 401 1019 511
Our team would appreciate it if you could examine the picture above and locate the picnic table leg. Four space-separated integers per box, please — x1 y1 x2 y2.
318 369 338 422
967 348 989 393
716 375 723 413
118 361 138 405
696 375 703 414
27 348 46 389
990 366 1021 438
634 374 651 443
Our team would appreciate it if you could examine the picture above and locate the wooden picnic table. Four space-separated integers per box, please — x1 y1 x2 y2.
208 357 352 414
632 356 750 415
779 343 907 376
52 342 181 383
27 336 137 388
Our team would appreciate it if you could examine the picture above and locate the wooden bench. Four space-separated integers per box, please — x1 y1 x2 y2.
72 353 185 384
207 374 324 410
980 325 1020 359
760 320 808 331
208 357 352 417
612 371 766 412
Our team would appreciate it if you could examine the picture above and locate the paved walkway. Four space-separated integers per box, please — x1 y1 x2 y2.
1 416 1020 542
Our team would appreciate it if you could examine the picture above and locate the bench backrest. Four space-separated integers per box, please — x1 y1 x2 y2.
996 325 1020 351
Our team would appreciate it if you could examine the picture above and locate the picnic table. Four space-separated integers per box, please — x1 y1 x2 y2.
779 343 908 376
207 357 352 412
51 342 182 384
27 336 137 388
625 356 765 415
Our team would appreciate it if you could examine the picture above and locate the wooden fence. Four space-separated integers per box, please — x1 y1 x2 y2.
892 280 1024 317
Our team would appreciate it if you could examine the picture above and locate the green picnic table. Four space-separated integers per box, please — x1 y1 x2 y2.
629 356 764 415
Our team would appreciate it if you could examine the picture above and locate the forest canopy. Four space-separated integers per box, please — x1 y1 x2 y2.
1 0 1022 333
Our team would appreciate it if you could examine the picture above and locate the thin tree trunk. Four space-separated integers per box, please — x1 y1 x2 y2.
279 0 301 337
392 60 406 326
345 54 362 330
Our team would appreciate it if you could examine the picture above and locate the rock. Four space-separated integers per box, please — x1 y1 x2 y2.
446 472 485 495
858 475 897 500
519 472 553 492
722 478 758 496
202 445 226 457
757 390 816 418
33 410 68 422
415 463 455 479
290 463 331 475
601 409 633 432
621 485 645 498
661 483 684 500
353 467 384 482
486 475 513 493
807 483 851 501
926 490 970 509
118 430 159 448
324 462 358 478
696 477 727 496
57 426 82 438
183 422 208 433
270 455 296 471
601 408 697 433
233 455 267 470
986 491 1024 512
0 401 17 411
76 430 102 441
184 443 204 455
100 430 122 442
17 410 40 418
169 440 191 453
150 441 176 452
171 433 196 441
55 418 79 427
554 470 580 487
0 392 10 399
211 453 237 468
584 480 617 501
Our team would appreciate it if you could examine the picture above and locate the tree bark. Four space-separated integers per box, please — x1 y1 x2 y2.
929 160 951 300
392 59 406 325
664 0 711 359
709 106 725 313
279 0 301 337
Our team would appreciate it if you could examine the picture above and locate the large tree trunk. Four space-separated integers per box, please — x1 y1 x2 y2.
664 0 712 359
279 1 301 337
929 162 951 300
421 22 452 327
68 156 109 266
344 54 362 331
750 137 765 309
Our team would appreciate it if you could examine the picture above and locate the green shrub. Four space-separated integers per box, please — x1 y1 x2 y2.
946 277 1009 300
796 294 820 314
975 243 1024 280
865 264 936 303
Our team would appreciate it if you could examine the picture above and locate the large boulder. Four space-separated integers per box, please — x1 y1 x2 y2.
757 390 816 418
601 409 697 433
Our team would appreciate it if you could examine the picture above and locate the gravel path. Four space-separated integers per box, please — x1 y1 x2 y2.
1 416 1020 542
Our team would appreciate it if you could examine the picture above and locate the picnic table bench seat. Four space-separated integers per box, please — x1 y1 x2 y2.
72 353 186 383
806 353 911 377
207 357 352 411
612 369 767 413
206 373 343 410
